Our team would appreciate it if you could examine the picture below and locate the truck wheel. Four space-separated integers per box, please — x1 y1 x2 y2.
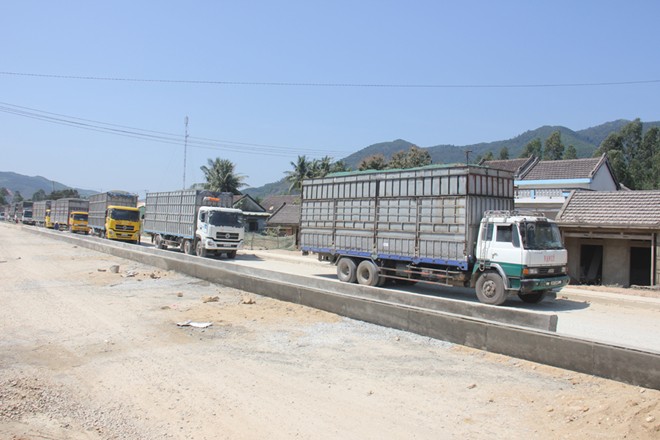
154 235 163 249
183 240 194 255
226 251 237 259
337 257 357 283
356 260 380 287
475 272 508 305
518 291 546 304
195 240 207 258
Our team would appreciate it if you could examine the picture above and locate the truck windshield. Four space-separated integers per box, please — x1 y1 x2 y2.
209 211 244 228
72 213 88 221
24 211 33 218
110 209 140 222
519 221 563 250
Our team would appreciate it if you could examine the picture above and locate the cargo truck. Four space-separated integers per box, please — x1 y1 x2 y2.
13 201 35 225
33 200 54 228
143 190 244 258
88 191 141 243
51 198 89 233
299 164 569 306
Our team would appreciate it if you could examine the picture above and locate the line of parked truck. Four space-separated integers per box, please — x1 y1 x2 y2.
2 189 245 258
1 164 570 305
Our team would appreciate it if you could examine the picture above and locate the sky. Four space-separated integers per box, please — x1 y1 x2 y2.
2 0 660 198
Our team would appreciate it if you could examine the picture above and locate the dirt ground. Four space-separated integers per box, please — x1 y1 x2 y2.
1 223 659 440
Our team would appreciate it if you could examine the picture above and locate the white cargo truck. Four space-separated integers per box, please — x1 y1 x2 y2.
143 190 244 258
300 164 569 305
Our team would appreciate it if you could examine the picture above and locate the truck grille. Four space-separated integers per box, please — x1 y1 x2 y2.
115 225 135 231
538 266 564 275
216 232 241 241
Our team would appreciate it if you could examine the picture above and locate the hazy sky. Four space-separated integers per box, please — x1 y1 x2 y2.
2 1 659 197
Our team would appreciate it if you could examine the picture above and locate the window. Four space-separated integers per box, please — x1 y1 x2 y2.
485 223 494 241
496 225 513 243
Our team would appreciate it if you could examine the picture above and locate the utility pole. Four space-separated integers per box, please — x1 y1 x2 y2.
465 149 472 165
183 116 189 190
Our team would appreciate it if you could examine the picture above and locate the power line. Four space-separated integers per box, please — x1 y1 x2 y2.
1 70 659 88
0 101 349 158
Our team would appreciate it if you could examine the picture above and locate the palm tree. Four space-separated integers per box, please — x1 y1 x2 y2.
200 158 247 194
285 155 312 193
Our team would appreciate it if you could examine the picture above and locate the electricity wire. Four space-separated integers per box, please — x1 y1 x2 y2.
0 102 349 158
1 71 659 88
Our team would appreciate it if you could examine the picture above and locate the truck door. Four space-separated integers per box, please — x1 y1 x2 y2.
489 223 523 278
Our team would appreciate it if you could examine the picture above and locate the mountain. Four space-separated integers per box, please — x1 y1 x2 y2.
0 171 97 201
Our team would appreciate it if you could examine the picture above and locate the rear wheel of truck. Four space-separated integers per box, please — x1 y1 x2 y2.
195 240 207 258
475 272 507 305
337 257 357 283
154 235 164 249
183 240 194 255
356 260 381 287
518 291 546 304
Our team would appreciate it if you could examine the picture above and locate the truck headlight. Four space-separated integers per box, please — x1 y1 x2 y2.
523 267 539 275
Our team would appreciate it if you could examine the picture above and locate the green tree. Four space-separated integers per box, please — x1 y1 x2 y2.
595 132 628 186
543 131 564 160
563 145 578 160
32 189 48 201
520 138 542 158
498 147 509 160
0 187 8 205
48 189 80 200
359 154 387 171
329 160 349 173
200 158 247 194
387 146 432 169
13 191 24 203
285 155 313 192
481 151 495 162
632 127 660 189
620 118 642 166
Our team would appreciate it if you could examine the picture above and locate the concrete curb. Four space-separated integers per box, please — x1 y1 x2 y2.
25 226 660 390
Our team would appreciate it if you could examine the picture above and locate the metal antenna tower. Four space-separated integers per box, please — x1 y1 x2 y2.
183 116 189 189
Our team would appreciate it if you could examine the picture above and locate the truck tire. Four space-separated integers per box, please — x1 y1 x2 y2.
475 272 508 305
181 239 192 255
518 291 546 304
356 260 380 287
195 240 207 258
154 235 164 249
226 251 237 259
337 257 357 283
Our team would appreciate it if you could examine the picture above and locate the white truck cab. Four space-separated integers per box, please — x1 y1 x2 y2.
473 211 569 305
195 206 244 258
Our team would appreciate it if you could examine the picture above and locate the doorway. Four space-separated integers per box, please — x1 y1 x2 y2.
630 246 651 286
579 244 603 285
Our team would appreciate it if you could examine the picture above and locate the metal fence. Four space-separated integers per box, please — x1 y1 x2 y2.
243 232 297 250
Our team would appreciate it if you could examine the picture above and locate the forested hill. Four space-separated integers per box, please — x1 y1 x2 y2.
245 119 660 198
341 120 660 170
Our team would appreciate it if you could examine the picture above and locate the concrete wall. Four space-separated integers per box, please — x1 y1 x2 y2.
563 235 653 287
602 239 630 286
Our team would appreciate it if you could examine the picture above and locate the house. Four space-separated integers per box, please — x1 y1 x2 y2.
266 203 301 241
232 194 269 232
261 195 300 215
555 190 660 287
482 154 620 218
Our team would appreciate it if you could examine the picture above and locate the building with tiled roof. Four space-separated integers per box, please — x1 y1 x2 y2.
482 154 620 219
480 156 536 177
261 195 300 214
266 203 301 241
556 190 660 287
